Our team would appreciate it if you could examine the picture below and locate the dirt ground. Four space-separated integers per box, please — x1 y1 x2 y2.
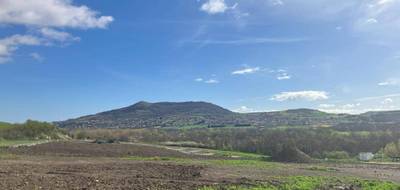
4 141 191 158
0 141 399 190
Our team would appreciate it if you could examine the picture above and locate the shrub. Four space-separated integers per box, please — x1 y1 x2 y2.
323 151 350 160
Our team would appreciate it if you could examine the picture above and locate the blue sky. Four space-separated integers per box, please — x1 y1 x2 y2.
1 0 400 122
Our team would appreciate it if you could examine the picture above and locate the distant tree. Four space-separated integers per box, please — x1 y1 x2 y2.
384 140 400 158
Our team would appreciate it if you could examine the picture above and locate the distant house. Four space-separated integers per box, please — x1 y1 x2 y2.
359 152 374 161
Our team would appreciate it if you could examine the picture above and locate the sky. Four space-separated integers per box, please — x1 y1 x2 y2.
1 0 400 122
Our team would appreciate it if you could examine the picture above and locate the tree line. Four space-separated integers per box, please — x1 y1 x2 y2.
71 127 400 162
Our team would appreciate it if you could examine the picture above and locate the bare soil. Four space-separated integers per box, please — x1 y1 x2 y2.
4 141 190 158
0 141 399 190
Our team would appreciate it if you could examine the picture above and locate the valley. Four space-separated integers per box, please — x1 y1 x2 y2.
2 102 400 189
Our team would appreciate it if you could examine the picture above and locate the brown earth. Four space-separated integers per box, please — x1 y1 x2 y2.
1 141 400 190
0 159 209 190
3 141 190 158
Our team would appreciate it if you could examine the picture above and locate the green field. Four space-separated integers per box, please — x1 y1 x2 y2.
199 176 400 190
0 140 48 147
125 155 278 169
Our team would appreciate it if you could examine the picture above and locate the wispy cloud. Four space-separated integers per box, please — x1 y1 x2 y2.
30 52 44 62
195 77 219 84
270 0 284 6
276 72 291 80
382 98 394 105
188 37 308 45
378 78 400 86
318 100 399 114
319 104 336 109
39 28 80 43
269 69 292 80
271 91 329 101
356 93 400 102
233 106 254 113
232 67 260 75
204 79 219 84
195 78 204 82
0 35 42 63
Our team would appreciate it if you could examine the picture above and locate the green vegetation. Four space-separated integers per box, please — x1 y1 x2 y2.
384 140 400 158
0 120 66 142
212 150 269 160
74 127 400 163
322 151 350 160
160 141 210 148
199 176 400 190
0 122 12 129
304 166 338 172
124 156 278 169
0 140 48 147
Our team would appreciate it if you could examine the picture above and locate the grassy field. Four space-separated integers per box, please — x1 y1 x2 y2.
0 140 48 147
199 176 400 190
125 156 278 169
125 156 400 190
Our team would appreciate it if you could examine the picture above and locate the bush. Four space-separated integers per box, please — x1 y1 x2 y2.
384 140 400 158
323 151 350 159
0 120 61 140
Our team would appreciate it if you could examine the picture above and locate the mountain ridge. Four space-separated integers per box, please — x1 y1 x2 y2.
55 101 400 129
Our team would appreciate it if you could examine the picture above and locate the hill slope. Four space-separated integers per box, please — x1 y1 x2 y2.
57 101 240 128
56 101 400 129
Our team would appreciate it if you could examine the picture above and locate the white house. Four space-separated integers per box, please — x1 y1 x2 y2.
359 152 374 161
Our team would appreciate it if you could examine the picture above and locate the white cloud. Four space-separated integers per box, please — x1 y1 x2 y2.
0 0 113 29
232 67 260 75
270 0 284 6
195 77 219 84
271 91 329 101
0 0 113 64
234 106 254 113
39 28 80 42
319 104 336 108
318 103 362 114
200 0 229 14
378 78 400 86
276 72 291 80
382 98 394 105
195 78 204 82
342 103 359 109
204 79 219 84
354 0 400 42
0 35 41 63
366 18 379 24
189 37 308 45
30 52 44 62
319 103 398 114
357 93 400 101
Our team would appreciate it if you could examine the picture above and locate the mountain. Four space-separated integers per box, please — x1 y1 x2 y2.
56 101 400 129
56 101 240 128
361 111 400 123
